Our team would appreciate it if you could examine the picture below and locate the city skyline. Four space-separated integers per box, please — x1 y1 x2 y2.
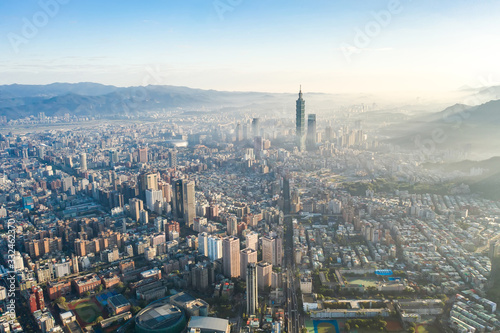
2 2 500 332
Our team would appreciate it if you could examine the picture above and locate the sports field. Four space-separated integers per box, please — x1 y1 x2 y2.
68 298 103 326
305 320 341 333
345 277 378 287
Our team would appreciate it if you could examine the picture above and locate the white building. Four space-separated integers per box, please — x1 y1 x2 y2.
146 189 163 211
208 235 223 261
245 231 259 251
54 262 71 278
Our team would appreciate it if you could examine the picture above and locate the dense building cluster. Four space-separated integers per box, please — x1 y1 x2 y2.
0 90 499 333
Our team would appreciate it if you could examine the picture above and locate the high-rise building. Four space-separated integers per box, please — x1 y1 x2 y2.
257 261 272 290
192 264 210 292
154 217 164 233
110 150 119 165
252 118 260 138
325 126 333 142
296 86 306 151
235 122 243 142
169 150 177 168
13 251 24 271
183 180 196 228
140 173 158 192
80 153 87 171
129 198 143 222
222 236 240 278
307 114 317 151
145 189 163 211
37 146 45 159
240 248 257 280
139 209 148 224
173 179 184 220
208 235 223 261
246 263 258 316
227 215 237 236
245 231 259 251
262 235 283 267
138 147 148 163
161 183 172 203
198 232 208 256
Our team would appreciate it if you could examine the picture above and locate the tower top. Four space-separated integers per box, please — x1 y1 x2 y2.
298 85 303 99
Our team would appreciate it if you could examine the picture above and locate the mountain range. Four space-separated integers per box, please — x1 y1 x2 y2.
1 82 499 158
424 157 500 200
384 99 500 158
0 83 338 120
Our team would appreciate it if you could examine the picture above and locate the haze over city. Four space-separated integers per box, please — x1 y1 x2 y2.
1 2 500 333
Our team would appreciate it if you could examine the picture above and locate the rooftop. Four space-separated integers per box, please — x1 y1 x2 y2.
136 302 185 330
188 316 229 333
108 294 130 308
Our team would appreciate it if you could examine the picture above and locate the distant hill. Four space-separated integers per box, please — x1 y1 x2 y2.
0 82 119 98
424 156 500 200
0 83 303 120
385 99 500 157
0 83 408 120
470 171 500 200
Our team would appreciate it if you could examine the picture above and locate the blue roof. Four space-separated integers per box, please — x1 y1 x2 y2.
375 269 393 276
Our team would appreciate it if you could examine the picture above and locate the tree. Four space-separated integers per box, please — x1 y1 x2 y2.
84 291 90 297
408 328 415 333
344 323 350 331
131 306 142 315
139 299 148 308
96 316 103 324
55 297 66 305
301 328 308 333
96 284 104 293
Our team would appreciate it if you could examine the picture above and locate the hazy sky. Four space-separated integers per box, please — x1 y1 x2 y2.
1 0 499 95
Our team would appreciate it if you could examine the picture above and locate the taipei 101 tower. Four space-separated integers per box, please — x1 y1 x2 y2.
296 86 306 151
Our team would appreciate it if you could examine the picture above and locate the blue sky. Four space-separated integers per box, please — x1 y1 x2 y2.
1 0 499 96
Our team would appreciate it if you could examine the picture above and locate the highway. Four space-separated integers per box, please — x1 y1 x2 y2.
284 217 303 333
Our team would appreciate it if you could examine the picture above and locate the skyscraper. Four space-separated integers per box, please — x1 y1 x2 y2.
182 180 196 228
235 122 243 142
325 126 333 142
161 183 172 203
129 198 143 222
307 114 317 151
262 235 283 267
80 153 87 171
296 86 306 151
208 235 223 261
257 261 272 290
223 236 240 278
252 118 260 138
169 150 177 168
227 215 238 236
138 147 148 163
198 232 208 256
139 172 158 199
110 150 119 165
240 248 257 280
173 179 184 220
246 263 258 316
245 231 259 251
145 189 163 211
